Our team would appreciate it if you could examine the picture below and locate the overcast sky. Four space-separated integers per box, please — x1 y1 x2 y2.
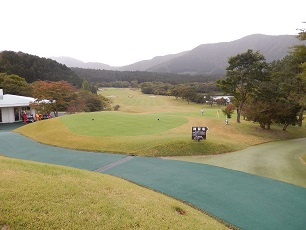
1 0 305 66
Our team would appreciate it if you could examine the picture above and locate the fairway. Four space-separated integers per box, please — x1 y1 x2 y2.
100 87 200 113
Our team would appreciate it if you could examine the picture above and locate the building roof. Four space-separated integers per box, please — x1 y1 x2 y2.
0 94 35 108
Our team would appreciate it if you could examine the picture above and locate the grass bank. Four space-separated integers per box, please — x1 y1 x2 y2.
0 156 228 230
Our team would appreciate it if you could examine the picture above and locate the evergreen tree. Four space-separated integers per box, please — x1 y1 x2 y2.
217 50 269 123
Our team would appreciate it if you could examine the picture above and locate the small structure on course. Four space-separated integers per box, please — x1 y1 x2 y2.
192 126 209 141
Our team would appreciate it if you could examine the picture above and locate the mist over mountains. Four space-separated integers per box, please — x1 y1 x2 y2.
49 56 116 70
51 34 306 75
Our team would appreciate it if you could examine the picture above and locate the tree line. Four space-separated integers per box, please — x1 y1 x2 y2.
217 30 306 130
71 68 221 85
139 81 220 104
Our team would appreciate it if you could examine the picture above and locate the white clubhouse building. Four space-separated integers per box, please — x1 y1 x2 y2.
0 89 36 123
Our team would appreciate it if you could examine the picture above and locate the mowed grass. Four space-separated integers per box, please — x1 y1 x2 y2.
60 112 187 136
15 88 306 156
0 156 228 230
102 87 197 113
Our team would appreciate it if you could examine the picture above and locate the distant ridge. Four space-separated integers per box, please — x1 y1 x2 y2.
50 56 116 70
52 34 306 74
147 34 306 74
118 51 188 71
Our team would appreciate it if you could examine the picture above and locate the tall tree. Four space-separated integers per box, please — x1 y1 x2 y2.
178 85 197 104
217 49 269 123
290 26 306 126
297 22 306 40
242 54 303 131
81 80 92 92
66 90 110 113
243 75 300 131
0 73 32 96
31 80 76 117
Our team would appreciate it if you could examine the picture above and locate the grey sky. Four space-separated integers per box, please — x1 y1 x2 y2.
1 0 305 66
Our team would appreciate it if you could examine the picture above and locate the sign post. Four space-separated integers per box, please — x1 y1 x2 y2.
192 126 209 141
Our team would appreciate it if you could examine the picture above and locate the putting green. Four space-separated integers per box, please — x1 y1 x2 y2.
59 112 188 136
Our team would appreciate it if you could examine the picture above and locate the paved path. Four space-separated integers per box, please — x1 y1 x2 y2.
93 155 135 172
1 127 306 230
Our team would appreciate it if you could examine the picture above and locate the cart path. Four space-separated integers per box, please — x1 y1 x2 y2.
1 130 306 230
93 155 135 172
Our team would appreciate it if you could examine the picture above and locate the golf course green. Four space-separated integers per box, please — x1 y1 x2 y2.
60 111 188 136
1 87 306 229
13 87 306 187
15 88 306 157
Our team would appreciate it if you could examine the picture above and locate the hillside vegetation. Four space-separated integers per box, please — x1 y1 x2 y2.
15 88 306 156
72 67 219 85
0 51 83 87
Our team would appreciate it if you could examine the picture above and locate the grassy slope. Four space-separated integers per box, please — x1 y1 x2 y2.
15 88 306 156
0 156 227 230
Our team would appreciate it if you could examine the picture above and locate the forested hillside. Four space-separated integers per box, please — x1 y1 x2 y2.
71 68 221 85
0 51 83 87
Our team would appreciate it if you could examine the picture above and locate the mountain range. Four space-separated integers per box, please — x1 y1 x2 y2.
51 34 306 75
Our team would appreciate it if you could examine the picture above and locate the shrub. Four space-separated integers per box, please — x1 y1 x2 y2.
222 103 235 119
113 104 120 111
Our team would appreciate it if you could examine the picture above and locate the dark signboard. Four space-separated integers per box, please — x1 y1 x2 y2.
192 126 209 141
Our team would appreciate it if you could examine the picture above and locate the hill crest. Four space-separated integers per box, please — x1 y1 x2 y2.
51 34 306 74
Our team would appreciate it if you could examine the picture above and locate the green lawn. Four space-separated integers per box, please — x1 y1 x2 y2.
60 111 187 136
